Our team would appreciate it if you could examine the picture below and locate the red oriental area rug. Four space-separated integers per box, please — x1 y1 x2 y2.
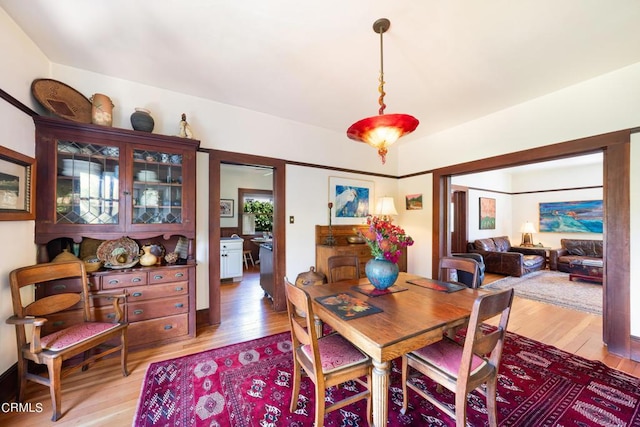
133 328 640 426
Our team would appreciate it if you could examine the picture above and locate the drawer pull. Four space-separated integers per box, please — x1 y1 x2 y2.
154 274 164 280
108 279 120 285
164 325 173 330
53 321 65 327
132 277 142 283
174 303 184 308
53 284 67 291
132 292 143 297
175 272 184 278
175 286 184 292
133 309 144 315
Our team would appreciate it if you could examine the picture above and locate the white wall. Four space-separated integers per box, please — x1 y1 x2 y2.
453 161 604 249
285 165 398 280
0 8 52 375
219 165 273 229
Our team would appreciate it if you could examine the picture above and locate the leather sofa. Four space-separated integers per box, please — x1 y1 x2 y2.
467 236 546 277
549 239 603 272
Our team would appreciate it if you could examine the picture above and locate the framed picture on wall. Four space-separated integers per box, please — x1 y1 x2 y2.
405 193 423 210
539 200 603 233
0 146 35 221
479 197 496 229
328 176 373 224
220 199 234 217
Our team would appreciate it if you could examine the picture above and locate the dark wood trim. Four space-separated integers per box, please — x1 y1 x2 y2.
603 141 631 355
205 149 287 325
432 128 632 358
463 184 602 196
0 87 38 117
0 363 17 403
285 159 397 179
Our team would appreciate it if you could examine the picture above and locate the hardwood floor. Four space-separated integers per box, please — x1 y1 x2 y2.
1 268 638 426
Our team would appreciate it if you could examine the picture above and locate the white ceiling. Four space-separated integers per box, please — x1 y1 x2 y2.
3 1 640 140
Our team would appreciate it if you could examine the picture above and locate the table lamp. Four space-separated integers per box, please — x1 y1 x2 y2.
521 221 537 247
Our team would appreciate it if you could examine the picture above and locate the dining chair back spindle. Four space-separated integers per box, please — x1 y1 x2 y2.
401 288 515 427
284 278 372 427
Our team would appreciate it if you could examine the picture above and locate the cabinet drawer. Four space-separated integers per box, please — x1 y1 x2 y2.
149 268 188 284
128 314 189 346
127 281 189 301
127 295 189 322
103 272 147 289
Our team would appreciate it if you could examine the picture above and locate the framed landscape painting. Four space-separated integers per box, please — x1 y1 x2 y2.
329 177 373 224
479 197 496 230
0 146 35 221
405 193 423 210
539 200 603 233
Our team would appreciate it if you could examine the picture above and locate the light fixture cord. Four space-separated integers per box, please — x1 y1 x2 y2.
377 27 386 116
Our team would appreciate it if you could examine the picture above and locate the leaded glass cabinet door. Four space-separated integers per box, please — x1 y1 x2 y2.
131 147 184 226
56 140 120 225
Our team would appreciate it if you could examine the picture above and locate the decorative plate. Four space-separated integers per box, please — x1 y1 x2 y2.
31 78 92 123
97 236 140 268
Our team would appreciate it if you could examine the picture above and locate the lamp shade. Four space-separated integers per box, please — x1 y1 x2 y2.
521 221 537 234
347 113 419 163
375 197 398 217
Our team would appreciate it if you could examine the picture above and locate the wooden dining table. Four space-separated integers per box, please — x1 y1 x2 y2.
304 272 485 427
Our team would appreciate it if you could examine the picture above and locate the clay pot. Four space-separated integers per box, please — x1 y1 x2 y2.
90 93 114 126
130 108 155 132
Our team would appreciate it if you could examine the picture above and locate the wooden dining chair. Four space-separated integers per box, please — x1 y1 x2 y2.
439 256 480 289
6 261 129 421
284 278 372 427
327 255 360 283
401 288 514 427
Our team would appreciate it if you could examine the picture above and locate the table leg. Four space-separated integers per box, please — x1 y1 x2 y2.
371 359 390 427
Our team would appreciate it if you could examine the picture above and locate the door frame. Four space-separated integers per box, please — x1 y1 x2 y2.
431 129 631 357
207 149 287 325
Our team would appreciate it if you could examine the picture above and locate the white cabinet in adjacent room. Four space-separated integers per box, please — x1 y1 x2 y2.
220 238 244 280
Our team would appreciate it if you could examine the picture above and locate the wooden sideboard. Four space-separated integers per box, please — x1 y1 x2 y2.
315 225 407 278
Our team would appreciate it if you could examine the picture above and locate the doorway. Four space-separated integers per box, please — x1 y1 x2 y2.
207 150 286 326
432 130 631 357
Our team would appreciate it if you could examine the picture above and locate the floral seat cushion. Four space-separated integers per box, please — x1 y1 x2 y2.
40 322 120 351
301 333 369 373
411 337 486 377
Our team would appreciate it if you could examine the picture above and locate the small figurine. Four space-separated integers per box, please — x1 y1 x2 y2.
179 113 194 139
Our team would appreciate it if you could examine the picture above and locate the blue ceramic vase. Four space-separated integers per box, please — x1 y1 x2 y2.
365 257 399 290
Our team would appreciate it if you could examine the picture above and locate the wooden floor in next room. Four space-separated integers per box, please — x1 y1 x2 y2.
1 266 638 426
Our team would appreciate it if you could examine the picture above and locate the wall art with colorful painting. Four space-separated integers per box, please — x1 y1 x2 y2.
539 200 603 233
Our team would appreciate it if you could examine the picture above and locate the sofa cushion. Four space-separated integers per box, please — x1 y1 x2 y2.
493 236 511 252
474 238 496 251
562 239 603 258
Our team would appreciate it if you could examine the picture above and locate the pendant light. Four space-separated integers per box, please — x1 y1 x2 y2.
347 18 419 164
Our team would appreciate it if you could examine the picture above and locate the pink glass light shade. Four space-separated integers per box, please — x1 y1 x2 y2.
347 113 419 164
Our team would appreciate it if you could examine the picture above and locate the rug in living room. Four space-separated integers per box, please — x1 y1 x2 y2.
483 270 602 315
133 330 640 427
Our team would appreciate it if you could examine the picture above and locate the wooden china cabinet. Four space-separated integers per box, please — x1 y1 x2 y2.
32 116 200 350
